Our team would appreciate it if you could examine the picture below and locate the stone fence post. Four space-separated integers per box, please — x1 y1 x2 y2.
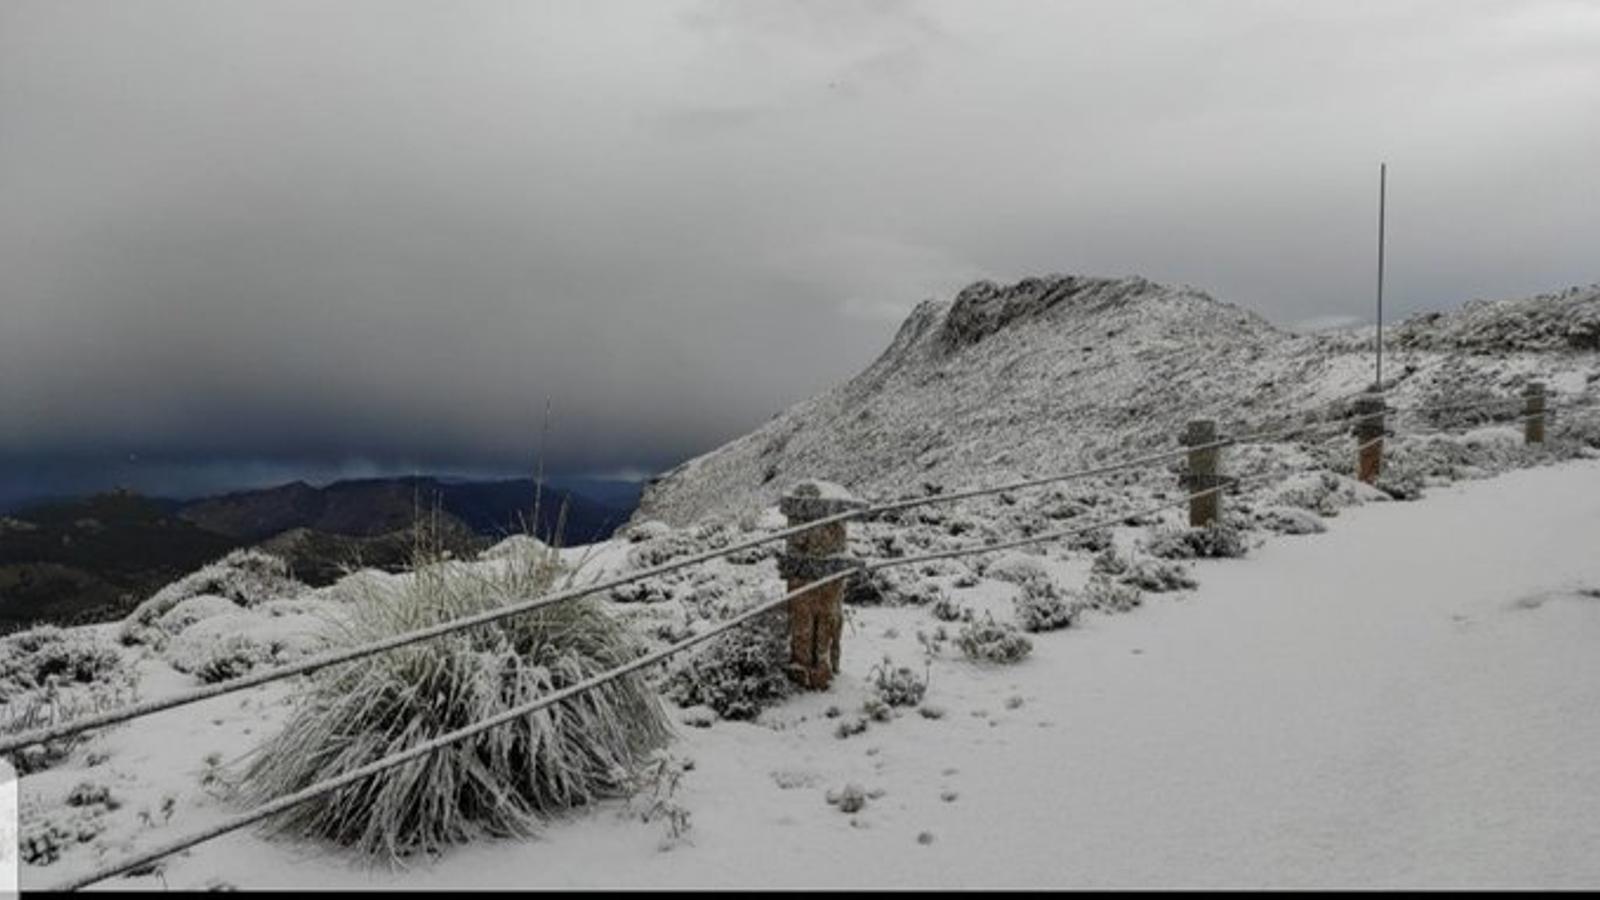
777 481 865 690
1354 393 1387 485
1182 419 1221 527
1524 381 1546 445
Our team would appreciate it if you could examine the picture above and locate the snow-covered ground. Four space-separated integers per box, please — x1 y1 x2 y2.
31 457 1600 890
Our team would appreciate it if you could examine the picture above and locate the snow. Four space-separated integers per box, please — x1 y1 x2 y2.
21 458 1600 890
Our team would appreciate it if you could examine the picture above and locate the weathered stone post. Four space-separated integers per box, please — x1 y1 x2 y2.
1183 419 1220 528
777 481 865 690
1354 392 1386 485
1524 381 1546 445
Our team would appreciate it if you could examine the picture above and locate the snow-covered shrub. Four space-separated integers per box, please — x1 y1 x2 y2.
834 716 869 739
0 627 123 702
845 567 938 607
1119 558 1197 593
478 534 549 561
608 578 677 605
625 520 672 544
1143 522 1248 560
723 539 775 566
983 551 1050 587
956 617 1032 664
121 549 303 645
154 594 239 636
66 781 120 810
868 656 928 708
1269 471 1370 517
929 594 971 623
1090 547 1129 576
1065 526 1114 553
242 547 668 861
1255 506 1326 535
1082 575 1143 612
665 618 791 721
192 635 277 684
163 607 330 683
1012 581 1084 633
626 522 730 569
1375 468 1427 501
2 675 136 775
826 784 868 813
898 579 944 607
844 566 898 606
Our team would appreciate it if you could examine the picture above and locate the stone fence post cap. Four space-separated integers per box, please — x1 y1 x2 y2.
780 480 866 520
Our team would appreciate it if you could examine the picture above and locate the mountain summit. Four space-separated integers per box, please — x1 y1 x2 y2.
636 275 1600 526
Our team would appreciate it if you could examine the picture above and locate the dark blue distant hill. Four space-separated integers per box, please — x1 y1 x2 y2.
176 475 639 545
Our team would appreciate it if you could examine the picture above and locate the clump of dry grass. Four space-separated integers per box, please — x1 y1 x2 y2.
240 540 670 862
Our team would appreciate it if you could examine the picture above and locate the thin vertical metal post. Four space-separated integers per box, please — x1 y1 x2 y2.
1376 162 1386 392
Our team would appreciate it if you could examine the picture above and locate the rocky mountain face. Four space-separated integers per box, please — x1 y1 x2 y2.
636 275 1600 526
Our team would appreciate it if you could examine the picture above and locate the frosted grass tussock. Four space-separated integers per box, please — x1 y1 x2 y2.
240 543 670 862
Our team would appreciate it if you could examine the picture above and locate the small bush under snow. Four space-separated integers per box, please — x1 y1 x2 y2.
982 551 1051 587
122 549 304 645
956 617 1032 664
1119 558 1198 593
154 594 240 636
1255 506 1326 535
868 657 928 708
1143 522 1249 560
665 619 792 721
0 626 124 703
1082 574 1144 612
1012 581 1084 633
163 606 330 683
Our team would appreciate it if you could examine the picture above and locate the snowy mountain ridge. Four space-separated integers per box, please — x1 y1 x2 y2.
636 275 1600 526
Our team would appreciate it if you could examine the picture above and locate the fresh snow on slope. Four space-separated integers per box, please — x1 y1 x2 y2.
39 458 1600 890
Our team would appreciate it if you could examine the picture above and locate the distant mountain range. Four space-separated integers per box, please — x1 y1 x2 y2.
0 475 643 633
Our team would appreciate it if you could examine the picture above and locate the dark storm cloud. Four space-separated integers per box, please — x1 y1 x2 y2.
2 0 1597 501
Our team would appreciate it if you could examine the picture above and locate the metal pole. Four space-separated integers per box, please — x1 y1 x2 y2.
1376 162 1386 392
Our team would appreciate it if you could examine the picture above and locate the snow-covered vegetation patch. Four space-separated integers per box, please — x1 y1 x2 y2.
867 656 928 708
1255 506 1326 535
479 534 549 561
665 620 792 721
0 627 135 776
1012 581 1084 633
1081 574 1144 612
0 627 124 703
1143 523 1249 560
164 607 329 683
956 617 1032 664
152 594 238 637
120 549 306 646
1118 558 1197 593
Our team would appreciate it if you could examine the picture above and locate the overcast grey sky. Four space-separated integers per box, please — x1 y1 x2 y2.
2 0 1597 502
